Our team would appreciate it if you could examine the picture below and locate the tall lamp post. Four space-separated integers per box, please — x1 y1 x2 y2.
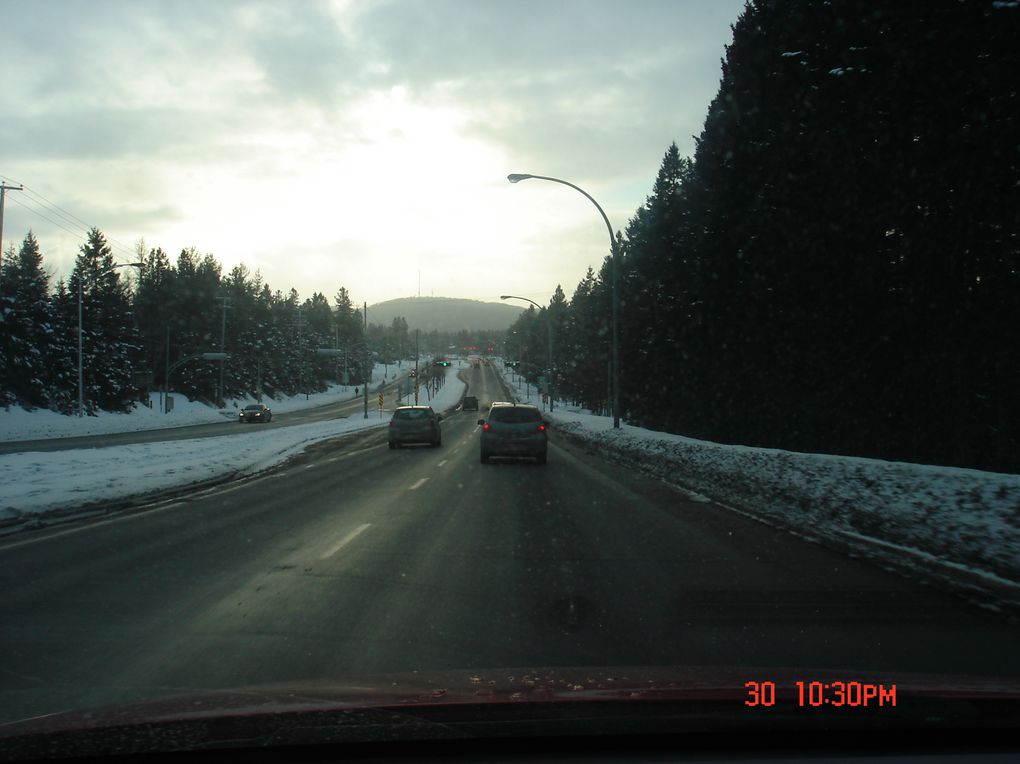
78 261 144 417
508 173 620 428
500 294 554 412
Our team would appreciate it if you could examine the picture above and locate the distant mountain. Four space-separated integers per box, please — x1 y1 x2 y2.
367 297 524 333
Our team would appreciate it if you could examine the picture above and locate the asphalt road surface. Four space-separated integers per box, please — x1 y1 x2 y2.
0 362 1017 725
0 373 413 455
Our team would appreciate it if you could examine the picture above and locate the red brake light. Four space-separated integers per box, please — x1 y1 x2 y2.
538 424 546 432
482 423 490 432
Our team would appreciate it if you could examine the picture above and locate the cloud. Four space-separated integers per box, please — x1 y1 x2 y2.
0 0 746 304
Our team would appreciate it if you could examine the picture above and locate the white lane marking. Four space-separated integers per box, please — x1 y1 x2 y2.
0 438 391 553
0 502 186 552
304 464 316 470
437 459 448 467
319 523 371 559
409 478 428 491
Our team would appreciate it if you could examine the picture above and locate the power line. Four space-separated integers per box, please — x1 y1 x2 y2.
8 195 90 242
0 174 141 260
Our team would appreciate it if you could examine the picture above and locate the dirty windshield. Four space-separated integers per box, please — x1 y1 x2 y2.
0 0 1018 759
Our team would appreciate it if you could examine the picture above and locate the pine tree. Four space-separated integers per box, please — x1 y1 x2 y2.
0 232 55 408
69 228 143 413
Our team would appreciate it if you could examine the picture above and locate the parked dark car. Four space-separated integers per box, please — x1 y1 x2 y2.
388 406 441 448
238 403 272 423
478 402 547 464
462 396 479 411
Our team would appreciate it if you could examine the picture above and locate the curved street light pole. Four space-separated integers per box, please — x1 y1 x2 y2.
500 294 553 412
507 173 620 428
78 262 144 417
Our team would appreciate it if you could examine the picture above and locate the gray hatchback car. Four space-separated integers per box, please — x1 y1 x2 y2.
477 402 548 464
389 405 442 448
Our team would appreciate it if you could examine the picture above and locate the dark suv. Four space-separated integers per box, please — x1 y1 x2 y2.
477 402 547 464
389 406 442 448
462 395 479 411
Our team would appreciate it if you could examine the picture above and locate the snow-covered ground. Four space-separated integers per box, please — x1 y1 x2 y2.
2 356 1018 611
0 360 463 523
494 362 1020 611
0 360 418 442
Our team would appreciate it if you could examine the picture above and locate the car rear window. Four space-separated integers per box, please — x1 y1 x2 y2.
244 405 263 411
489 407 541 424
394 409 429 420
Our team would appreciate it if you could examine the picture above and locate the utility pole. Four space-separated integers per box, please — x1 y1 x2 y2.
363 301 369 419
292 306 307 399
162 326 169 413
415 329 420 405
0 182 24 270
215 297 231 406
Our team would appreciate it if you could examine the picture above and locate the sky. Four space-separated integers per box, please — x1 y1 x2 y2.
0 0 746 308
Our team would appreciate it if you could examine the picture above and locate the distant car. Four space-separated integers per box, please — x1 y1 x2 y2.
462 396 479 411
478 402 547 464
239 403 272 423
389 405 441 448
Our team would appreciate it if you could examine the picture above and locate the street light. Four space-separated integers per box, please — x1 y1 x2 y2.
508 173 621 428
500 294 554 412
78 261 144 417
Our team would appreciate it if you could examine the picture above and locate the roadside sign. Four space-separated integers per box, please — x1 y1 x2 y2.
378 394 384 408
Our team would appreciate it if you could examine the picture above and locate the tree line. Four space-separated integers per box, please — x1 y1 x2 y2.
0 228 416 413
509 0 1019 473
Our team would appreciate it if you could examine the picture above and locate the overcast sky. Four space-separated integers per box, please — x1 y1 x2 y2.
1 0 745 307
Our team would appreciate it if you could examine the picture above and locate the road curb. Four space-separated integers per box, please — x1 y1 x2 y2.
0 427 392 540
550 424 1020 618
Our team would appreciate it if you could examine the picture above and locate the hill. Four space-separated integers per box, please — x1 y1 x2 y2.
367 297 524 333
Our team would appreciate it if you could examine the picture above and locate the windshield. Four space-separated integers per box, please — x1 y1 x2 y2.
1 0 1018 759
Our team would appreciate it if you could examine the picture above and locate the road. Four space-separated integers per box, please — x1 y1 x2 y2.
0 362 1017 725
0 373 412 455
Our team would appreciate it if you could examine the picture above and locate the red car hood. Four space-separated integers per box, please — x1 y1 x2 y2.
1 665 1018 758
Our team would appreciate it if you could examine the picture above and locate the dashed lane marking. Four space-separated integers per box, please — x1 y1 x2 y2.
319 523 372 559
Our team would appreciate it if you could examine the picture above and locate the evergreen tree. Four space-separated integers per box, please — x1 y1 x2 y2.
68 228 143 413
0 232 55 408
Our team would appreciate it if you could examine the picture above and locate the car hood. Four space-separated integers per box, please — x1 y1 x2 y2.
1 665 1018 758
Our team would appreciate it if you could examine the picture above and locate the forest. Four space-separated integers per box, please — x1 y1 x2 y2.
0 228 415 413
508 0 1019 473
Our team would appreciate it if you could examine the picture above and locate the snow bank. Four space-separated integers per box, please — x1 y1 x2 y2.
496 362 1020 607
0 361 415 442
0 364 465 524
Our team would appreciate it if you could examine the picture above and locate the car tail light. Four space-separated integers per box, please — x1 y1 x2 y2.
538 424 546 432
482 423 490 432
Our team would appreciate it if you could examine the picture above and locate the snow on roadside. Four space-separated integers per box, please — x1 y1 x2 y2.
0 361 415 442
0 364 465 523
495 361 1020 601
